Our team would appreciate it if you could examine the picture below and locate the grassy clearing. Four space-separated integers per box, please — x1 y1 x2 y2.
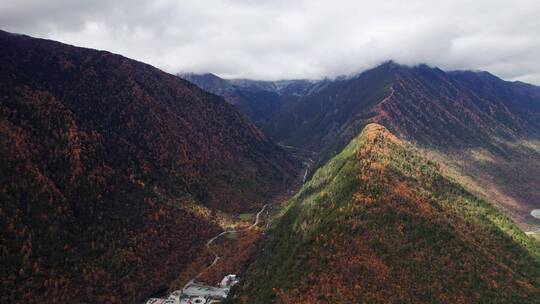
225 232 239 240
238 213 254 221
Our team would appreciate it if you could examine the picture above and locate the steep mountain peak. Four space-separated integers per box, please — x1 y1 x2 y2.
361 122 389 134
345 60 403 80
376 59 402 69
351 62 453 83
237 123 540 303
360 123 401 144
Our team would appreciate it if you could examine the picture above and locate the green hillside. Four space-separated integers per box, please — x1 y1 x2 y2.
234 123 540 303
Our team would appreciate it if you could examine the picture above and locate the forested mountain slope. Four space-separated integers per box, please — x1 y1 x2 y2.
0 30 297 303
235 124 540 303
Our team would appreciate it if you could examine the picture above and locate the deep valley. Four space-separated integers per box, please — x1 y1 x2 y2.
1 25 540 304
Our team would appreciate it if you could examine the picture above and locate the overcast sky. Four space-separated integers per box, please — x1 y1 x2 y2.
2 0 540 84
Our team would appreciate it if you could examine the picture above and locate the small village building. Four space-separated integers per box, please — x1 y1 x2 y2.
145 274 239 304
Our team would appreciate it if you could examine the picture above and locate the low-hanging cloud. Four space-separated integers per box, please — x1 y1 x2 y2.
2 0 540 84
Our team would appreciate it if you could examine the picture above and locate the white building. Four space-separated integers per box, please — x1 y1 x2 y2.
219 274 239 289
145 274 239 304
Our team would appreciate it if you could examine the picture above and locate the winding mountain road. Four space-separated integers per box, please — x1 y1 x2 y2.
183 204 269 289
180 155 308 293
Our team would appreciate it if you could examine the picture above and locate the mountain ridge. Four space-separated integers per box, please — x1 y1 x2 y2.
184 63 540 229
234 123 540 303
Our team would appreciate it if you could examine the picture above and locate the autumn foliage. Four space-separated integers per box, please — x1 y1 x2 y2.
235 124 540 303
0 30 297 303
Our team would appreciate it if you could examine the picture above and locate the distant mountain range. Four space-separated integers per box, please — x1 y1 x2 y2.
180 72 323 126
183 63 540 230
0 30 297 303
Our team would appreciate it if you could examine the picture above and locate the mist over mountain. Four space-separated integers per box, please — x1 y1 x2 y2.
184 62 540 229
180 73 322 126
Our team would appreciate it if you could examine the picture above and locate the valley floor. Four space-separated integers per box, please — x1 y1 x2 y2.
144 204 269 304
144 155 309 304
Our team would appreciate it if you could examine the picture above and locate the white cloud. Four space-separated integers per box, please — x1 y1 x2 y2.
2 0 540 84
